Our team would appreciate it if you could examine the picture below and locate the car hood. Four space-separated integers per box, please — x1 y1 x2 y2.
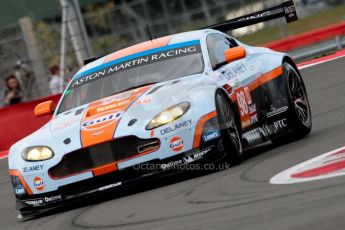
44 74 214 153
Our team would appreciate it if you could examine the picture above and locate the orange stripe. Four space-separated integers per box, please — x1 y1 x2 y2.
249 66 283 92
8 169 33 195
193 111 217 148
105 36 173 63
230 66 283 102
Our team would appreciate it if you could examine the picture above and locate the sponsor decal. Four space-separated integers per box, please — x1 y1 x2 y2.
99 182 122 191
267 105 288 118
224 63 248 80
169 136 184 152
95 100 131 113
82 112 123 129
160 119 192 135
161 147 212 169
71 44 201 89
23 165 43 173
100 92 133 105
161 160 183 170
44 195 62 203
24 195 62 207
285 9 297 21
237 11 270 21
202 130 221 142
284 5 296 14
25 198 44 207
33 177 44 191
263 123 274 136
243 127 268 145
183 147 211 163
136 97 152 105
52 117 80 132
249 104 258 125
15 185 26 195
205 71 224 80
273 118 288 130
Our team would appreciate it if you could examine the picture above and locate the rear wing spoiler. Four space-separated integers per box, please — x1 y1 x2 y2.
205 0 298 32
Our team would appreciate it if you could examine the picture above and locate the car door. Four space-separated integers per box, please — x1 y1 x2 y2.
206 33 265 131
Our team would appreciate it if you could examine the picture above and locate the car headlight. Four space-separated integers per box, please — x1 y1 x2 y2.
22 146 54 161
146 102 190 130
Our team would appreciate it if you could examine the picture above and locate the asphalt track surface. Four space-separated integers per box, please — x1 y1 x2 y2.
1 57 345 230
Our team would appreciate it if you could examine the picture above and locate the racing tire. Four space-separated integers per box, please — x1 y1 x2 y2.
273 62 312 143
215 91 242 165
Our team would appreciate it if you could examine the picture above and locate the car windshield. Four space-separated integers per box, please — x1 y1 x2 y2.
57 41 204 114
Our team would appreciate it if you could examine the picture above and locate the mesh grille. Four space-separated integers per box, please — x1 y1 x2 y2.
49 136 159 178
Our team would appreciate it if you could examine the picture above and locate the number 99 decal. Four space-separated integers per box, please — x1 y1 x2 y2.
236 87 251 128
237 90 249 116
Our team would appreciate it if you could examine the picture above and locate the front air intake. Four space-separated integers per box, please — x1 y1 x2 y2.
49 136 160 179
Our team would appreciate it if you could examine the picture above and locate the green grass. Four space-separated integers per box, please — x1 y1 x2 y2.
239 4 345 46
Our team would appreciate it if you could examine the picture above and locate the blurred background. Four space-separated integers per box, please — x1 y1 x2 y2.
0 0 344 103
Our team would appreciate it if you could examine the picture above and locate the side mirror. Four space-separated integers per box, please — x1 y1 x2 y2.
34 101 55 117
224 46 246 63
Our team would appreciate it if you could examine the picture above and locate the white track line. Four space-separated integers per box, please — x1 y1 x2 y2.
298 54 345 70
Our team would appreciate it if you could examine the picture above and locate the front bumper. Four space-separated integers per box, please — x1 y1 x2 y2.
16 141 225 218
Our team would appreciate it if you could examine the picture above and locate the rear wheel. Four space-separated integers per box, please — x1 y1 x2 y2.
215 92 242 165
273 62 312 143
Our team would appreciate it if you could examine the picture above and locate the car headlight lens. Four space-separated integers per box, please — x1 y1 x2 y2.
22 146 54 161
146 102 190 130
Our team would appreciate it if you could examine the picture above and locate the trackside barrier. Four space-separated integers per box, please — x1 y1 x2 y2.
0 94 61 153
264 21 345 52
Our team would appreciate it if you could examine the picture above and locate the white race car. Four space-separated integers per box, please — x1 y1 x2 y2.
8 0 311 218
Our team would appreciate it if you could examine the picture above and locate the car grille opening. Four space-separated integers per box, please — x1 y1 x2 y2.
137 141 160 153
49 136 160 179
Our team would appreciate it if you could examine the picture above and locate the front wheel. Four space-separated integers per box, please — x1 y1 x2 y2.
215 92 242 165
